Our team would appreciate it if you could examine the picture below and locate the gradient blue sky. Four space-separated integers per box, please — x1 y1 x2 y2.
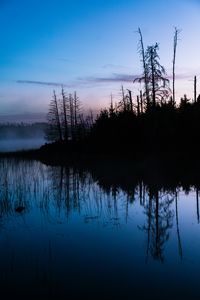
0 0 200 121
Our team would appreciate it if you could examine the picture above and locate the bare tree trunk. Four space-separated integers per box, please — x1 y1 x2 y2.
53 90 62 141
140 90 143 113
172 28 179 105
194 75 197 103
121 85 126 111
109 93 114 115
138 28 150 108
74 91 78 127
69 93 74 140
150 48 156 107
127 89 133 112
73 91 81 140
61 87 68 142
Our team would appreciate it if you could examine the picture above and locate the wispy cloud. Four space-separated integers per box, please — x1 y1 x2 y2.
167 73 195 80
16 75 138 90
16 72 194 90
78 73 139 83
16 80 73 88
85 72 194 84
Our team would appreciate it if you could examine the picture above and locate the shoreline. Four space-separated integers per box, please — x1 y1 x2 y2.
1 143 200 190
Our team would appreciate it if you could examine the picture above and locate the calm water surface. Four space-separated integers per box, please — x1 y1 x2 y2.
0 158 200 299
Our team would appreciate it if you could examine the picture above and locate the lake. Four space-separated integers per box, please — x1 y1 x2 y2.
0 158 200 299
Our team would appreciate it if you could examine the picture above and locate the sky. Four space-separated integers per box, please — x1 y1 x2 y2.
0 0 200 122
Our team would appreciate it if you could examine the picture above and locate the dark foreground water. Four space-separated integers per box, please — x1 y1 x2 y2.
0 158 200 299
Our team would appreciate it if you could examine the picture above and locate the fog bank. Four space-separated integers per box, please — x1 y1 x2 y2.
0 138 45 152
0 123 46 152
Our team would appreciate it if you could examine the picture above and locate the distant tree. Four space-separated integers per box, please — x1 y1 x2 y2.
68 93 74 140
60 87 69 142
85 110 94 131
179 94 190 108
74 91 81 127
127 89 134 112
120 85 127 111
46 90 62 142
46 89 83 143
68 92 82 141
117 87 135 113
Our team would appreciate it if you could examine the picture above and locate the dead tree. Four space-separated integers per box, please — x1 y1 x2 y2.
121 85 126 111
137 28 150 107
69 93 74 140
127 89 133 112
172 27 180 105
61 87 68 141
135 40 169 108
194 75 197 103
46 90 62 142
145 43 170 107
73 91 82 140
140 90 144 113
74 91 79 127
149 46 156 107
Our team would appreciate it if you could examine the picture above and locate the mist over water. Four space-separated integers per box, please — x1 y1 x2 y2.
0 123 46 152
0 138 45 152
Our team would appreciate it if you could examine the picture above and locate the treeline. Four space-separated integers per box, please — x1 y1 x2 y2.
45 28 200 156
45 89 200 155
90 94 200 154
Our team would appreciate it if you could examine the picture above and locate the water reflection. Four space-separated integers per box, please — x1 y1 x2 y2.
0 158 200 298
1 158 200 258
142 190 174 263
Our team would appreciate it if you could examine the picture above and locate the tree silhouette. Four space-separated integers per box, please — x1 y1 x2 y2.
46 90 62 142
172 27 180 105
60 87 69 142
145 43 170 107
137 28 150 108
135 43 170 108
45 88 93 144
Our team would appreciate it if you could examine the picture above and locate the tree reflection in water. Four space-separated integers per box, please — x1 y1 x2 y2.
142 188 174 263
0 157 199 264
1 158 200 298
